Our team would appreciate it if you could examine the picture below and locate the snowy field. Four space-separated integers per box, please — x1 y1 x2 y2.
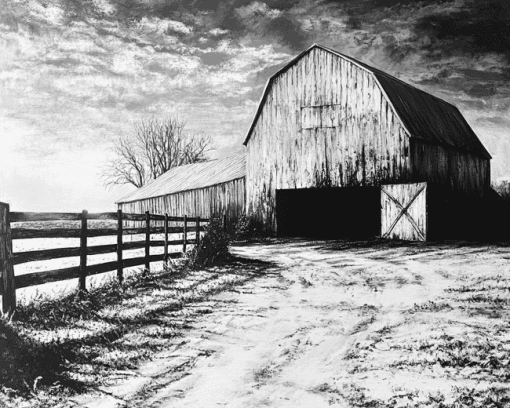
72 239 510 407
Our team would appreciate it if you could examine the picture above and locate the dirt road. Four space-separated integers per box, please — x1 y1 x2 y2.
75 239 510 407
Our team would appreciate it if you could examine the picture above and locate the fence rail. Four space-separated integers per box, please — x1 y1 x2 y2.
0 203 209 314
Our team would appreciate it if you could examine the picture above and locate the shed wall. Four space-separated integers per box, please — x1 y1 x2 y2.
119 178 245 220
246 47 411 230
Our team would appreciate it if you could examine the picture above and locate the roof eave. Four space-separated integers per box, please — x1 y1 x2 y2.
243 44 322 146
116 176 246 204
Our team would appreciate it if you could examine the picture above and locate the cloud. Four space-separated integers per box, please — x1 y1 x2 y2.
2 0 510 210
415 1 510 58
236 1 283 19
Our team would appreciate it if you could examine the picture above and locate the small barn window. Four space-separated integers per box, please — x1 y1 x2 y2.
301 104 340 130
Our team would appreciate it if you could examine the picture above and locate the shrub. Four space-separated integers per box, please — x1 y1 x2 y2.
185 217 231 268
231 214 268 241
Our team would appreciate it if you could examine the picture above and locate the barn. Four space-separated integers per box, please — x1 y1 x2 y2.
116 155 246 221
244 44 492 240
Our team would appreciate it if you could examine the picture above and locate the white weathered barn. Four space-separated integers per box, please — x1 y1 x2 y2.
243 44 492 240
116 155 246 221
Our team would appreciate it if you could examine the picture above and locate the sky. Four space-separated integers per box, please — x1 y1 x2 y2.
0 0 509 211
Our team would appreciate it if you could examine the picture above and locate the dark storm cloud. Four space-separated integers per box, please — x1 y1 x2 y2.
212 2 309 50
264 16 308 50
415 1 510 58
55 0 307 47
319 0 449 15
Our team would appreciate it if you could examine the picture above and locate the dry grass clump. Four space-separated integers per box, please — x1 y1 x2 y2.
337 270 510 407
185 218 231 267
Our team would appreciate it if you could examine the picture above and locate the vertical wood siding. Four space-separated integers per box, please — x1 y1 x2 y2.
246 47 412 230
119 178 245 222
410 140 490 197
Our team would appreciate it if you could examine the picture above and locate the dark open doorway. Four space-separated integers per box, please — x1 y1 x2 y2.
275 187 380 238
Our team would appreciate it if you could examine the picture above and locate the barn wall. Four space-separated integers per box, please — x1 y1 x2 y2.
410 140 490 198
246 47 412 230
119 178 245 221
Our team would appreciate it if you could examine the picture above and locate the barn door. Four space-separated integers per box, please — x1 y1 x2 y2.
381 182 427 242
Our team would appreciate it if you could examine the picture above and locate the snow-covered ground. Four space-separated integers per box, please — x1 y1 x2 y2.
72 239 510 407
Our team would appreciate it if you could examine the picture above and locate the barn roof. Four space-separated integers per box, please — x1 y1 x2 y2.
116 155 246 204
243 44 491 160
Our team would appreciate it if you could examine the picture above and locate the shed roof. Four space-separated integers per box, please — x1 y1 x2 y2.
116 155 246 204
243 44 491 160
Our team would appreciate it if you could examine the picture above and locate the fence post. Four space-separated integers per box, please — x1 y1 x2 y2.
196 216 200 246
145 211 150 272
117 209 123 284
183 215 187 253
164 213 169 265
0 202 15 314
79 210 88 292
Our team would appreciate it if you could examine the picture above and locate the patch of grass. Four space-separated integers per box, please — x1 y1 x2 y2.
0 316 74 397
340 383 510 408
448 385 510 408
253 366 273 385
389 333 510 381
0 257 275 407
298 276 313 287
411 301 453 313
185 217 230 268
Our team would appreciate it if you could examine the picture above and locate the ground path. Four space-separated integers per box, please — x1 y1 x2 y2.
73 239 510 407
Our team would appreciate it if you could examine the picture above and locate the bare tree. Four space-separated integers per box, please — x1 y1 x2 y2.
104 116 212 188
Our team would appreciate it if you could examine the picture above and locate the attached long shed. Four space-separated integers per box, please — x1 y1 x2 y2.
244 44 492 238
116 155 246 220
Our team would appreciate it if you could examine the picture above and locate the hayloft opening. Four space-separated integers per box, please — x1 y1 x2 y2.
275 187 380 238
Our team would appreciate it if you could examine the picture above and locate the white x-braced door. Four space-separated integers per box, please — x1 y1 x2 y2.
381 182 427 242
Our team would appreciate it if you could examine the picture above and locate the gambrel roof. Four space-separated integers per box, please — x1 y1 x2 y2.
243 44 491 160
116 155 246 204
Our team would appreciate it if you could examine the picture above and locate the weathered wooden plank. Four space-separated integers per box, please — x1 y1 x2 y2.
196 217 200 245
79 210 87 291
87 212 118 220
12 241 181 265
16 265 80 289
117 209 123 283
0 203 15 312
15 253 182 289
164 213 169 263
122 213 147 222
10 212 121 222
145 211 150 271
12 228 117 239
123 225 204 235
13 240 177 265
183 215 187 252
124 240 183 250
10 212 81 222
14 247 81 264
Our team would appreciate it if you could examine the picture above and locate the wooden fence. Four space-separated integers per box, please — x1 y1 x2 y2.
0 202 208 314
